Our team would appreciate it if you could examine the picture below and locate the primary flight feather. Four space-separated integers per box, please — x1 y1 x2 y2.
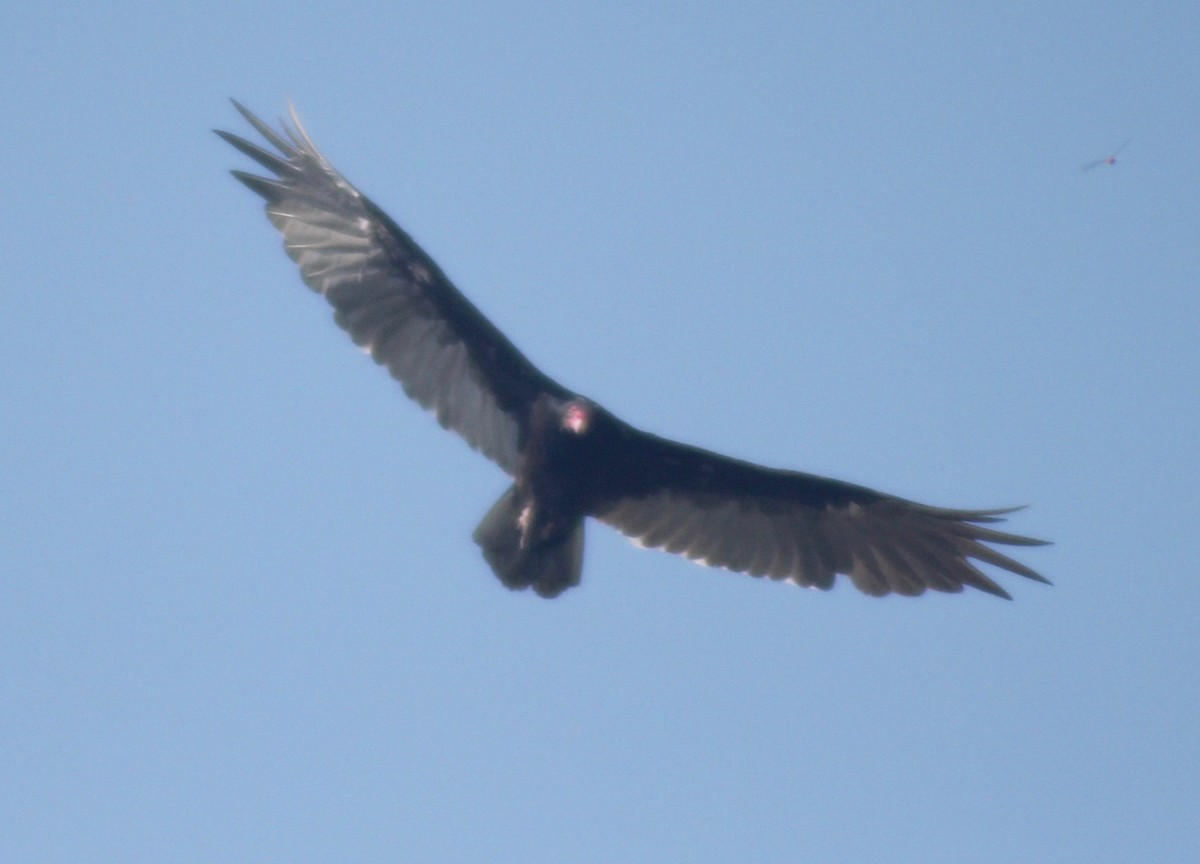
217 101 1049 600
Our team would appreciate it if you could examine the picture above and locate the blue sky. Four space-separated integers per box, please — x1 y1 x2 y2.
2 2 1197 861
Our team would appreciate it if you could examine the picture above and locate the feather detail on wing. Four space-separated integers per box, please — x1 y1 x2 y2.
595 430 1050 599
217 101 570 473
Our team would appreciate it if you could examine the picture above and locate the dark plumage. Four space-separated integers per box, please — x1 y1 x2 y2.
217 101 1050 600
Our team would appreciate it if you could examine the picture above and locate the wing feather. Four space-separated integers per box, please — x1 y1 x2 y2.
218 101 572 473
595 427 1049 598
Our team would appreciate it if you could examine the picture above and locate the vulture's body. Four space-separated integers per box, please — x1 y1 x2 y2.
218 102 1049 600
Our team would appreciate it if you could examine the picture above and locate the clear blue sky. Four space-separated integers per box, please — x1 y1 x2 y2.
2 2 1197 862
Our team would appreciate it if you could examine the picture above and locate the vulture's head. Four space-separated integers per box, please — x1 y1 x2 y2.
560 399 593 435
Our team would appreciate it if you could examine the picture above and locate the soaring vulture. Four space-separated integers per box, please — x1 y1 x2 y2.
217 101 1049 600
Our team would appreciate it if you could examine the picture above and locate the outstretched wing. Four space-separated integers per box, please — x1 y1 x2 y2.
216 101 571 473
596 427 1050 599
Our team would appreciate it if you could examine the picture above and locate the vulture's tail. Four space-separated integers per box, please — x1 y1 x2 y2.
472 486 584 598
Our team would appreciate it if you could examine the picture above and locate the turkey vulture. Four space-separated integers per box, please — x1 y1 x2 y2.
217 101 1050 600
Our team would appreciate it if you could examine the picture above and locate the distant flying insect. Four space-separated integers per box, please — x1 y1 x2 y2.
218 101 1050 600
1082 138 1132 172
